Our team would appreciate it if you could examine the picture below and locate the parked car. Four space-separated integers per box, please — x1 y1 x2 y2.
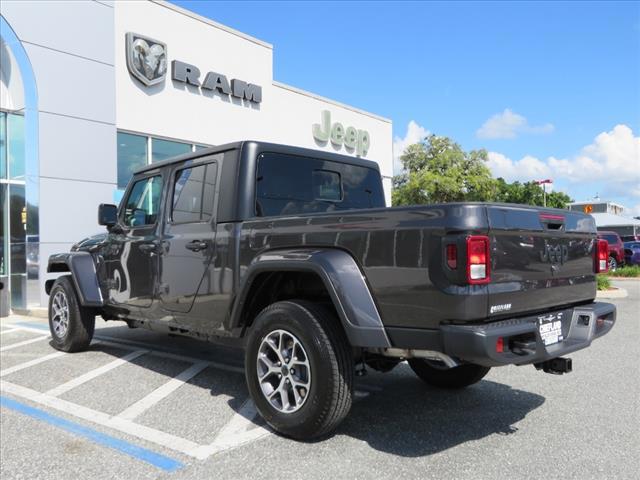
623 241 640 266
597 231 625 270
45 141 616 440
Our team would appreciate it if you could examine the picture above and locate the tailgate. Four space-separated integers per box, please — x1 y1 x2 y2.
486 205 597 318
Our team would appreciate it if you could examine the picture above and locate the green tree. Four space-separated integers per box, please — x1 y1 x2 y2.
494 178 572 208
392 134 573 209
392 135 496 205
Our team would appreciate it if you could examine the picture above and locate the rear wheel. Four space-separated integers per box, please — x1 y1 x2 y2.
608 256 618 271
245 300 353 440
48 275 95 352
408 359 490 389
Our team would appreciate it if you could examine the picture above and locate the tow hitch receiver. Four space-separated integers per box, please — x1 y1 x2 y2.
535 357 572 375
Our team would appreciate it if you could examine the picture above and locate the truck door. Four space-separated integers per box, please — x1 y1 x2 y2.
106 173 163 310
158 158 219 329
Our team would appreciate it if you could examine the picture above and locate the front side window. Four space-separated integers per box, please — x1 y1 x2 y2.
172 162 218 223
123 176 163 227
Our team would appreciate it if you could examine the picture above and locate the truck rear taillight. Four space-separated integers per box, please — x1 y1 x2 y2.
596 239 609 273
467 235 490 284
446 244 457 269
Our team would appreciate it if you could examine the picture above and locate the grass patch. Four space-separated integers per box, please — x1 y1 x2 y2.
597 275 611 291
610 265 640 277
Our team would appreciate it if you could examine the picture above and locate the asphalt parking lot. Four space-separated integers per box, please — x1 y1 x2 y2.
1 280 638 480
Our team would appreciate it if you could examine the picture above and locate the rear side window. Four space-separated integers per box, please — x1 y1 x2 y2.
123 175 163 227
172 162 218 223
255 153 384 217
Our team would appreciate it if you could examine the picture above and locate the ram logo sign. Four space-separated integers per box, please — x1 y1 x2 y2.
126 33 167 86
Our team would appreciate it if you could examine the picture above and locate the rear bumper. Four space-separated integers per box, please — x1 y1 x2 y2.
387 302 616 367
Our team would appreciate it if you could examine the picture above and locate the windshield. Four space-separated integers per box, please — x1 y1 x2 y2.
599 234 619 244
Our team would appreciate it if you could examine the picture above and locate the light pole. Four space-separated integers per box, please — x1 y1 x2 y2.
535 179 553 207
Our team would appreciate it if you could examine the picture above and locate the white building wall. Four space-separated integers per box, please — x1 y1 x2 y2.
1 0 117 305
115 1 393 203
2 0 392 307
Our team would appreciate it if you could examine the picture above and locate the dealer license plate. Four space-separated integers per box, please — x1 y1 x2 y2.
538 312 565 346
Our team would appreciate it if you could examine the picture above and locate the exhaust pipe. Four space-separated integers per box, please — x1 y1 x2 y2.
535 357 572 375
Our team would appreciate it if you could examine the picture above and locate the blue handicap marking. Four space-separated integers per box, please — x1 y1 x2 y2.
0 396 184 472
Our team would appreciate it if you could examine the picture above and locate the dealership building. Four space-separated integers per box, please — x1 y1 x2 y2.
0 0 393 312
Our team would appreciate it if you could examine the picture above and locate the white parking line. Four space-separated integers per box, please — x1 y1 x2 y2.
45 350 149 397
118 361 209 421
1 380 201 457
192 399 271 460
0 328 22 335
0 351 67 377
0 324 273 460
0 335 50 352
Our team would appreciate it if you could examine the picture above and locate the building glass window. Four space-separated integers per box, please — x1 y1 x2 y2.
116 131 211 193
151 138 191 163
117 132 147 189
7 113 25 180
0 112 6 179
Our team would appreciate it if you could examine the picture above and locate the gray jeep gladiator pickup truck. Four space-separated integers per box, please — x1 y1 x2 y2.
46 141 616 439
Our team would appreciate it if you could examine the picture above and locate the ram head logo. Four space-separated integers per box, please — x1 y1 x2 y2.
126 33 167 86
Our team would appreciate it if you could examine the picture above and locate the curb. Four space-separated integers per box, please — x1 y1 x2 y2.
596 288 629 299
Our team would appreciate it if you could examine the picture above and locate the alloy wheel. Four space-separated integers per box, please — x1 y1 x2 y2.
256 329 311 413
51 291 70 338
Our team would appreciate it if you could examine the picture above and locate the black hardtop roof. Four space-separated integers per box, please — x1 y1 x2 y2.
133 140 381 175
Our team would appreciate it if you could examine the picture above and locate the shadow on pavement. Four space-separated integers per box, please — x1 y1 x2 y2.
338 364 545 457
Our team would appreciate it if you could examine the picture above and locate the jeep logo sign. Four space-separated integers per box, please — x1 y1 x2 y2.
126 33 262 104
312 110 370 157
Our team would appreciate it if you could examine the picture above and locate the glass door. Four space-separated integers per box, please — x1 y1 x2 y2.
1 110 27 310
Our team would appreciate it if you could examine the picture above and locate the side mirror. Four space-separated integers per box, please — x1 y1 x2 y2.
98 203 118 227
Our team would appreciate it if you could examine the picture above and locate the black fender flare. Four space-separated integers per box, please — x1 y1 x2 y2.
230 248 391 348
46 252 103 307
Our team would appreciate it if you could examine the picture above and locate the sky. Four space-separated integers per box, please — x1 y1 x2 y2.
173 0 640 215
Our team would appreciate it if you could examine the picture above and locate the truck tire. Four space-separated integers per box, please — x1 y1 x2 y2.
245 300 353 440
608 255 618 271
48 275 95 352
408 359 490 389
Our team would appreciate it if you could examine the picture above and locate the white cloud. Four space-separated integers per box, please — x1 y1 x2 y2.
476 108 554 139
486 124 640 196
393 120 430 174
487 152 552 182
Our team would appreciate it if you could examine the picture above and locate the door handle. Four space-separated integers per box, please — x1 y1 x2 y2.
185 240 208 252
139 243 159 254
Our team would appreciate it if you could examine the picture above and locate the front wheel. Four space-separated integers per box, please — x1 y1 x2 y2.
48 275 95 352
408 359 490 389
245 300 353 440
